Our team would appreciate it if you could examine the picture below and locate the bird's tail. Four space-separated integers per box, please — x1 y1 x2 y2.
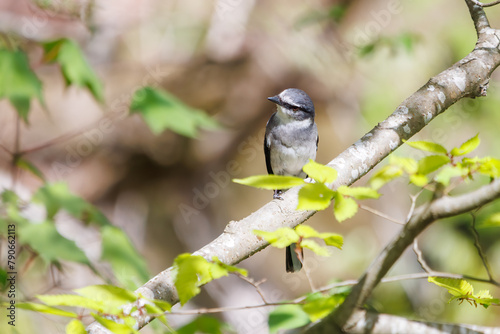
286 243 303 273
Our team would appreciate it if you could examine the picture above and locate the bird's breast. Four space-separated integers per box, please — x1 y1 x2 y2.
267 122 318 177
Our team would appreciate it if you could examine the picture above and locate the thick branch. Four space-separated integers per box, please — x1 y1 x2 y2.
88 2 500 333
314 309 500 334
471 0 500 8
306 179 500 333
466 0 491 36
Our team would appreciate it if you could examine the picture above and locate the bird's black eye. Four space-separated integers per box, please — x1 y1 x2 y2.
292 107 299 111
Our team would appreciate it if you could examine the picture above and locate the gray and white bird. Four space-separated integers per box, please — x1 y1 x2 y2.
264 88 319 273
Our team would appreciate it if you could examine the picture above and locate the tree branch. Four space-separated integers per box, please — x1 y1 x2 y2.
470 0 500 8
466 0 491 35
470 213 498 284
87 1 500 332
305 3 500 332
317 309 500 334
306 179 500 333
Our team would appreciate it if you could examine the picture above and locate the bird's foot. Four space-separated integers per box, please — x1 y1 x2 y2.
273 189 283 200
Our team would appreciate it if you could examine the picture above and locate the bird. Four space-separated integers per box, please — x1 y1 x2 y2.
264 88 319 273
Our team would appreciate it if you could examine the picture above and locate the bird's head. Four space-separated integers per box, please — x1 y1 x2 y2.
267 88 315 121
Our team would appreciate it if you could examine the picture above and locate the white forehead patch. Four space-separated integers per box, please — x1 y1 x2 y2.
279 91 295 106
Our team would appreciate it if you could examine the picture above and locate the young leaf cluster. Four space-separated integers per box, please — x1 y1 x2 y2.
370 134 500 190
173 254 248 305
8 285 172 334
13 251 241 334
0 184 149 290
254 225 343 257
268 289 349 333
0 40 103 124
428 277 500 308
234 159 380 223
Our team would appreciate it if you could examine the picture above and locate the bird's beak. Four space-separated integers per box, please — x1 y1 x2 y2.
267 95 280 104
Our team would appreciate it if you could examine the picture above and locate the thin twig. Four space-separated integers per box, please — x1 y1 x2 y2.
469 213 498 284
359 204 405 225
0 144 12 155
169 271 500 316
167 301 303 315
383 272 499 286
19 113 116 155
413 239 433 273
471 0 500 7
0 32 14 51
313 272 500 298
406 190 423 223
235 274 269 304
295 247 316 292
303 262 317 293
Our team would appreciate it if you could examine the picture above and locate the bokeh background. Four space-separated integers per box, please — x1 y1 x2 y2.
1 0 500 333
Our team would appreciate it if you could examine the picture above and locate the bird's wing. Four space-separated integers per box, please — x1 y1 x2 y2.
264 138 273 175
264 113 276 175
316 133 319 151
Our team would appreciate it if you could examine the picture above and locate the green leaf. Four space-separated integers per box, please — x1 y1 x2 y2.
293 225 318 238
302 160 338 184
142 303 169 326
417 155 450 175
300 239 330 256
75 285 137 305
428 277 473 297
398 32 418 52
359 43 376 57
297 183 335 211
101 226 150 289
15 157 45 181
409 174 428 187
323 234 344 249
18 220 90 265
16 302 78 318
406 140 447 154
1 189 19 204
0 267 7 290
336 186 380 200
302 294 345 322
43 38 104 102
92 313 138 334
212 257 248 276
66 319 87 334
369 164 403 190
142 297 172 313
130 86 218 137
32 182 109 225
33 182 86 218
233 175 305 190
268 304 310 334
477 157 500 178
253 228 299 248
451 133 480 156
390 156 418 174
173 254 234 305
477 213 500 229
0 49 43 123
333 193 358 222
177 316 229 334
428 277 500 308
294 225 343 249
328 4 347 23
37 294 105 313
435 165 466 186
256 225 343 255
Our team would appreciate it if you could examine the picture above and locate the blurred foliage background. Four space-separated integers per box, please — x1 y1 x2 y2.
1 0 500 333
